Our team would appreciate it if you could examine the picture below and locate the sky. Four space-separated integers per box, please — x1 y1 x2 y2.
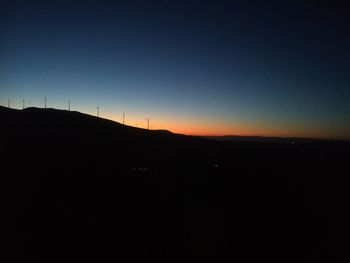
1 0 350 139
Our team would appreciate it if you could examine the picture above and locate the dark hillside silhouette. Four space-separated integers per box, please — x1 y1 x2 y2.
1 106 349 262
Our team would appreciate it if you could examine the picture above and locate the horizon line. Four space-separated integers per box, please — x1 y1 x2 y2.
1 105 349 141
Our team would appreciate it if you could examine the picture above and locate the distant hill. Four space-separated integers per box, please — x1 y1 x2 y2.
0 106 212 165
203 135 347 143
1 106 176 138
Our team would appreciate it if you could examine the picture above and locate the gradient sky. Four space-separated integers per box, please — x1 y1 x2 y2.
1 0 350 139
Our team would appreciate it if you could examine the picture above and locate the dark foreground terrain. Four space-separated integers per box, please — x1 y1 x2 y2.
1 106 349 262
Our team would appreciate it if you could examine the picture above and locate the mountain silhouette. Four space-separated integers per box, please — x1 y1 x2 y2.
1 106 349 263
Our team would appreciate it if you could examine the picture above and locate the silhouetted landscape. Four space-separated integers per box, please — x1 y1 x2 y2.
1 105 349 262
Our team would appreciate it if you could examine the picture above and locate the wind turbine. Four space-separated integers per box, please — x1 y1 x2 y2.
145 118 151 130
68 100 71 111
7 98 10 108
44 97 47 108
22 99 25 109
123 112 125 125
97 106 99 117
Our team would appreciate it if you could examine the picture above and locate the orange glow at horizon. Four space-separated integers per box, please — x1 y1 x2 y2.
101 111 349 140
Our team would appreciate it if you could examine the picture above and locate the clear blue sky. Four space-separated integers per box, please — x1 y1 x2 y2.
1 0 349 138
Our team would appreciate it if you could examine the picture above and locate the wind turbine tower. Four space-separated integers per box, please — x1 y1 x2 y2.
123 112 125 125
8 98 10 108
145 118 151 130
22 99 25 109
97 106 99 117
68 100 71 111
44 97 47 108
